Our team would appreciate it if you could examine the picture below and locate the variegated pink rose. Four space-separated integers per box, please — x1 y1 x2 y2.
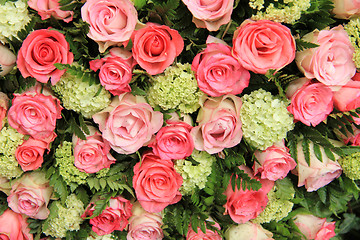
0 92 9 130
28 0 74 23
0 43 16 76
293 214 336 240
332 0 360 19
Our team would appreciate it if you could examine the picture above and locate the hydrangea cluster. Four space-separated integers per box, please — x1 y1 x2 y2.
344 18 360 69
147 63 204 114
43 194 85 238
54 141 88 185
0 0 31 43
87 232 115 240
240 89 294 150
52 71 111 118
338 152 360 180
174 150 215 195
0 121 24 179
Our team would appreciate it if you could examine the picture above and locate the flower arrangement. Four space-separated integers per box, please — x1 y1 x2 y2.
1 0 360 239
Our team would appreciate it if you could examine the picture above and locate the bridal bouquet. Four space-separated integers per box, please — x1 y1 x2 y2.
1 0 360 239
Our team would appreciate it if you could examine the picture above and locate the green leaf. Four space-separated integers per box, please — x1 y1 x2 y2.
302 138 311 166
317 187 327 204
324 147 335 161
133 0 147 9
49 171 68 205
295 39 319 51
313 143 323 162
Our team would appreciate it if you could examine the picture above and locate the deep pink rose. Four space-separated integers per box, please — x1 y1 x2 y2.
0 92 9 130
93 93 163 154
73 125 116 173
133 151 183 213
296 25 356 90
293 214 336 240
292 140 342 192
333 73 360 111
182 0 234 31
81 0 138 52
132 23 184 75
224 166 274 224
287 78 333 126
15 138 48 172
7 171 53 220
82 196 133 236
28 0 74 23
191 95 243 154
149 120 194 161
253 140 297 181
90 48 135 95
16 29 73 85
332 0 360 19
0 209 33 240
192 42 250 97
186 221 221 240
0 43 16 76
232 19 295 74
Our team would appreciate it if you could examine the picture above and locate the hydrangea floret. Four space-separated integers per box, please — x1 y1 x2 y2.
147 63 204 114
338 152 360 180
174 150 215 195
240 89 294 150
43 194 85 238
344 18 360 69
54 141 88 185
0 0 31 43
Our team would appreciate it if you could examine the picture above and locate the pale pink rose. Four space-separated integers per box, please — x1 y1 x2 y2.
73 125 116 173
225 222 274 240
127 201 163 240
232 19 295 74
253 140 297 181
149 120 194 161
82 196 133 236
296 25 356 90
332 0 360 19
192 42 250 97
333 73 360 111
90 48 135 95
182 0 234 31
93 93 163 154
132 23 184 75
16 28 74 85
81 0 138 53
15 137 48 172
224 166 274 224
0 209 33 240
27 0 74 23
292 140 342 192
191 95 243 154
186 222 222 240
133 151 183 213
286 78 333 126
0 44 16 76
0 92 9 130
293 214 336 240
335 123 360 146
7 171 53 220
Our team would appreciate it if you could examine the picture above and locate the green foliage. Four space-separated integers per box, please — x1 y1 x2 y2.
54 63 99 86
27 218 44 240
48 167 69 205
295 38 319 51
265 70 299 99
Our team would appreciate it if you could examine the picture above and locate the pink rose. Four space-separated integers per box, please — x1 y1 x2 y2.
0 209 33 240
182 0 234 31
0 43 16 76
81 0 138 53
332 0 360 19
7 171 53 219
224 222 274 240
333 73 360 111
7 84 62 142
15 137 48 172
186 221 222 240
27 0 74 23
133 151 183 213
16 28 74 85
192 42 250 97
296 25 356 90
0 92 9 130
82 196 133 236
293 214 336 240
132 23 184 75
90 48 135 95
93 93 163 154
127 201 163 240
232 19 296 74
292 140 342 192
224 166 274 224
286 78 333 126
149 120 194 161
73 125 116 173
253 140 297 181
191 95 243 154
335 123 360 146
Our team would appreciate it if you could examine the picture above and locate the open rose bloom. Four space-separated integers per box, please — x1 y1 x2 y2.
0 209 33 240
293 213 336 240
28 0 74 23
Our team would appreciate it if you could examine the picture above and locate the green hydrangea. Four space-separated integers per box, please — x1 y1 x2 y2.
0 0 30 43
0 122 24 179
54 141 88 185
344 18 360 69
52 71 111 119
43 194 85 238
174 150 215 195
147 63 204 114
240 89 294 150
338 152 360 180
